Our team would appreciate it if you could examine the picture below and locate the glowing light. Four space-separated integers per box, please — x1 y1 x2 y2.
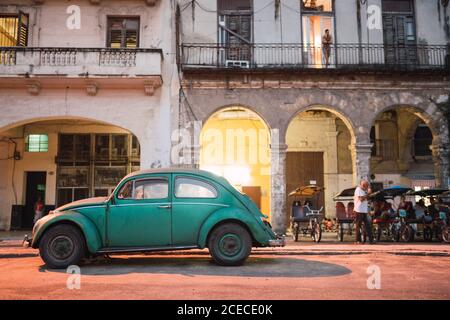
201 165 251 187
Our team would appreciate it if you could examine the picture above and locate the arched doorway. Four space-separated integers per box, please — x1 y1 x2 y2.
0 117 141 230
369 106 438 191
199 106 271 217
285 107 356 221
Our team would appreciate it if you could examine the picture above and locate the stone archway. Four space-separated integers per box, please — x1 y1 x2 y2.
368 102 449 188
199 106 272 217
0 117 143 230
284 105 358 221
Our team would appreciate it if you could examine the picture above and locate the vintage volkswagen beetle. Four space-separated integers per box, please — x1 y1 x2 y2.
28 169 284 268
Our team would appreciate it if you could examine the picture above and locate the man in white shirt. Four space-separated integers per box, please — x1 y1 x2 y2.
354 179 374 244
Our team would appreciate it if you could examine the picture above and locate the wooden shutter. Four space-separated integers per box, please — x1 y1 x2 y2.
225 14 252 61
17 11 29 47
107 18 139 48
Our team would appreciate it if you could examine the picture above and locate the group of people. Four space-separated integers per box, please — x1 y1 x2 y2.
353 180 449 244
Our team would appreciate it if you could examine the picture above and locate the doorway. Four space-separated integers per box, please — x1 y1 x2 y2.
382 0 417 65
23 171 46 229
286 152 325 220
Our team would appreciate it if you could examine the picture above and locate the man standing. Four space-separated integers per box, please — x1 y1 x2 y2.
354 180 374 244
322 29 333 67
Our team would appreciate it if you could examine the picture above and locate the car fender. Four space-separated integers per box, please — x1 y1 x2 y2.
31 211 103 254
197 207 271 248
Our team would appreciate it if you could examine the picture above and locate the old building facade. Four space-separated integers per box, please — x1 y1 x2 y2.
176 0 450 233
0 0 449 234
0 0 178 230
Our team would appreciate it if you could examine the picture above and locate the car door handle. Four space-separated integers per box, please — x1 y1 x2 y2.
158 205 172 209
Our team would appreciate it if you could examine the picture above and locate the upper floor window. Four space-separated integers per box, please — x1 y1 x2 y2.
26 134 48 153
302 0 333 12
0 12 29 47
107 17 140 48
217 0 252 65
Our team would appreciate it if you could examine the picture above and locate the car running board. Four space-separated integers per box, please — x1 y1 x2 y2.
97 245 199 254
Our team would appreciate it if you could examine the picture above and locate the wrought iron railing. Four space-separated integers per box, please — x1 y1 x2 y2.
373 139 398 161
181 43 450 71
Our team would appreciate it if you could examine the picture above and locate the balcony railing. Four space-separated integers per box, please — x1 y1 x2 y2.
372 139 398 161
0 47 163 76
181 43 449 72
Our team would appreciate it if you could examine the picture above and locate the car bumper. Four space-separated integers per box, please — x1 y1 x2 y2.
268 235 286 247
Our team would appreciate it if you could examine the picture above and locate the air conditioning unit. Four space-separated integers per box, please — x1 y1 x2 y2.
218 15 226 27
225 60 250 68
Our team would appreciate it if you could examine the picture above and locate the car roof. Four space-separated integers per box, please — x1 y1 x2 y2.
123 168 222 181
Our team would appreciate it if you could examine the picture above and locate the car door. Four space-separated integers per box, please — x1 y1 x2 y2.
171 175 225 245
107 174 172 247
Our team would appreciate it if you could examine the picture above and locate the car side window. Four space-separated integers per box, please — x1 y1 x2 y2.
117 180 133 199
174 177 218 198
134 179 168 200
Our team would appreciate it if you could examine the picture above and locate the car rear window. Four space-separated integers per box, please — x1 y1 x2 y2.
174 177 218 198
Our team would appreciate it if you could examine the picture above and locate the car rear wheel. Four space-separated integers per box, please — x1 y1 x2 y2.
208 223 252 266
39 224 86 269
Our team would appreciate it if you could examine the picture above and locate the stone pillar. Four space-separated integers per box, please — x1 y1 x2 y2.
431 144 450 188
270 141 288 235
350 143 373 185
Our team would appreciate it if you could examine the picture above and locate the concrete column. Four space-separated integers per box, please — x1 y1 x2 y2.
270 141 288 235
350 143 373 185
431 144 450 188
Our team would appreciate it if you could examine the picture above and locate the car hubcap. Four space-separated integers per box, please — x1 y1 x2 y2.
49 235 74 260
219 234 242 257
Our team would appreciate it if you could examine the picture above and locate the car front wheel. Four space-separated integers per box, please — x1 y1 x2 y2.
39 224 86 269
208 223 252 266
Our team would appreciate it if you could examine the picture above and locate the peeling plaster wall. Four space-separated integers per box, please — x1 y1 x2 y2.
416 0 450 45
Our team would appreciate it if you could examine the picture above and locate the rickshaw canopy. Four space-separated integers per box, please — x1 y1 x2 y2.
405 188 449 197
288 185 323 197
332 187 356 201
370 186 413 199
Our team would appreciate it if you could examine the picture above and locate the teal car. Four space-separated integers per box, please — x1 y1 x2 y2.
28 169 285 268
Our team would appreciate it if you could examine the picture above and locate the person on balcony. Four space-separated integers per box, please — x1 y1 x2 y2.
322 29 333 67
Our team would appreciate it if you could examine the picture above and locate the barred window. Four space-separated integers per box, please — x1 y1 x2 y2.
26 134 48 153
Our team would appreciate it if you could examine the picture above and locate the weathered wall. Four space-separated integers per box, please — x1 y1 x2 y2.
179 0 450 45
0 120 135 230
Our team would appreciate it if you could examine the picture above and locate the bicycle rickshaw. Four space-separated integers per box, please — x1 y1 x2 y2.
333 187 357 242
398 188 450 243
370 186 413 242
333 186 409 242
289 185 324 242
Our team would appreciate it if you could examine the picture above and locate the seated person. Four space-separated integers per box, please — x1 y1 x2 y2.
427 197 440 219
134 186 145 199
437 198 450 221
415 199 433 223
397 195 414 219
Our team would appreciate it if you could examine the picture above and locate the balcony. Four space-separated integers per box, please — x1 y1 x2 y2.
0 47 163 95
180 43 450 74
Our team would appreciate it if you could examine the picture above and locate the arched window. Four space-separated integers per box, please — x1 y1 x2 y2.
413 125 432 157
